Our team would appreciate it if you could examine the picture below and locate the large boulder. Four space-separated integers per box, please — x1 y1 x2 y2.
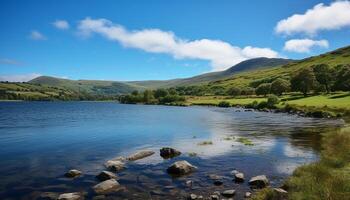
96 171 117 181
160 147 181 159
104 160 125 172
127 150 155 161
249 175 269 188
57 192 84 200
64 169 82 178
93 179 122 195
167 160 197 175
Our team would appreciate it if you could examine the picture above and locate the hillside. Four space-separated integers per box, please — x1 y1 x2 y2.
29 76 145 95
206 45 350 89
129 57 292 88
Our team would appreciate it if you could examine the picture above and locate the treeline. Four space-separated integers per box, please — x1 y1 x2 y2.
171 64 350 97
119 89 185 105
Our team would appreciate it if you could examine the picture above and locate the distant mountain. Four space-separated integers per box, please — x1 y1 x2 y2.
29 76 145 95
129 57 293 88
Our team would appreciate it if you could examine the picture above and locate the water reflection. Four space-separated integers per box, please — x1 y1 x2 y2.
0 102 344 199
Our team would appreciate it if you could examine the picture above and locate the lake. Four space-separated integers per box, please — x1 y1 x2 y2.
0 102 344 199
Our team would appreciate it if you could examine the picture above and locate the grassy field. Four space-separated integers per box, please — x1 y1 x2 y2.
187 95 266 106
185 93 350 116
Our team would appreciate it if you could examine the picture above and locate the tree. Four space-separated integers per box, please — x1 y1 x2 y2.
227 87 241 96
131 90 139 96
313 64 333 93
290 67 316 96
333 64 350 91
255 83 271 96
241 87 255 96
267 94 279 108
270 78 290 96
154 89 168 98
143 90 155 104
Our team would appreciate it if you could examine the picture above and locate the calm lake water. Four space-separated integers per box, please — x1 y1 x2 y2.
0 102 344 199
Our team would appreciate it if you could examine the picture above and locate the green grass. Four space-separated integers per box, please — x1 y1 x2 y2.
197 141 213 145
286 93 350 109
187 95 266 106
236 137 254 146
283 128 350 200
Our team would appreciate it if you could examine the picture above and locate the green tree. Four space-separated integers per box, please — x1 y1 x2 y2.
131 90 139 96
313 64 333 93
333 64 350 91
291 67 316 96
154 89 169 98
270 78 290 96
255 83 271 96
227 87 241 96
143 90 155 104
241 87 255 96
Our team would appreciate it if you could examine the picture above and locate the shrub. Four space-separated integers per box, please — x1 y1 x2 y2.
267 94 279 108
227 87 241 96
256 83 271 96
218 101 231 107
270 78 290 96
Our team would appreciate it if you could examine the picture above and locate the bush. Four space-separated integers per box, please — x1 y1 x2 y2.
256 83 271 96
218 101 231 107
267 94 279 108
270 78 290 96
227 87 241 96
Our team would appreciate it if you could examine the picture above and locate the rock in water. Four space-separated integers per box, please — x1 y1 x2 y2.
167 160 197 175
160 147 181 159
57 192 83 200
64 169 82 178
222 189 236 197
234 172 245 182
38 192 58 200
96 171 117 181
93 179 122 195
248 175 269 188
188 193 197 200
127 150 155 161
244 192 252 198
104 160 125 172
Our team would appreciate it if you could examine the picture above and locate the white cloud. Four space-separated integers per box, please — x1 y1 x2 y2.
284 39 329 53
77 17 280 71
0 73 41 82
276 1 350 36
52 20 69 30
29 30 46 40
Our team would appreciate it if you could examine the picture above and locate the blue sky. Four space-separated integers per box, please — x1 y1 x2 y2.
0 0 350 82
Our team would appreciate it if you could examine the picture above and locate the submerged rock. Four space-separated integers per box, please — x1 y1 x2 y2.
167 160 197 175
234 172 245 182
57 192 83 200
127 150 155 161
64 169 82 178
160 147 181 159
185 180 193 188
96 171 117 181
104 160 125 172
188 193 197 200
249 175 269 188
210 194 219 200
222 189 236 197
38 192 58 200
93 179 122 195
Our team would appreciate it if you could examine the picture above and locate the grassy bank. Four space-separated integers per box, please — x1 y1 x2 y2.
251 126 350 200
186 93 350 117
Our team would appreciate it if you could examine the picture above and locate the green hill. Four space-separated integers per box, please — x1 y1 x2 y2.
129 57 292 88
29 76 145 95
206 45 350 89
